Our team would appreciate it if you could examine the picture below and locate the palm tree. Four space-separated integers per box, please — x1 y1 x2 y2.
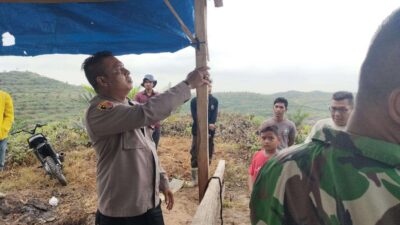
289 108 311 144
80 84 141 103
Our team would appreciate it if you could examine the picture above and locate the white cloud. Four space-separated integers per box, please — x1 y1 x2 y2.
0 0 399 94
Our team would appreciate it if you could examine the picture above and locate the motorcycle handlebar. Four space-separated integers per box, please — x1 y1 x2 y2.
11 129 31 135
11 123 48 135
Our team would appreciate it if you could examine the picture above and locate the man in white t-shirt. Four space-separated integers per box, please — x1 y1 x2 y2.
305 91 354 143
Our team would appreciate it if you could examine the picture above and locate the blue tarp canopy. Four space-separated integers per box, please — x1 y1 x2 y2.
0 0 194 56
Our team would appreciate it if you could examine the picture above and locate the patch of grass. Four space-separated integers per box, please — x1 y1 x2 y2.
222 199 233 208
0 167 49 191
62 148 96 190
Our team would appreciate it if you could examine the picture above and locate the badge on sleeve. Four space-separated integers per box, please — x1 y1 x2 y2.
97 101 114 111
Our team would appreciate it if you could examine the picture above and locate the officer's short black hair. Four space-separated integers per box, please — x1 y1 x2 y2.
332 91 354 107
82 51 114 92
260 125 279 139
273 97 288 109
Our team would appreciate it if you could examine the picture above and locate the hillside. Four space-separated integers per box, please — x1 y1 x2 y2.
181 91 334 123
214 91 332 119
0 71 87 128
2 71 336 128
1 119 251 225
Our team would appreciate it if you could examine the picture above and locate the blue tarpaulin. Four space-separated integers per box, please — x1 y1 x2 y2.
0 0 194 56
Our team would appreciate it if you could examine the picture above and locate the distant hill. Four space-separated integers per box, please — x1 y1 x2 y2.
2 71 335 128
0 71 86 128
214 91 331 120
182 91 333 123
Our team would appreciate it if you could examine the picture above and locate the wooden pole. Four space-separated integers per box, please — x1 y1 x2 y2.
191 160 226 225
163 0 196 43
194 0 209 202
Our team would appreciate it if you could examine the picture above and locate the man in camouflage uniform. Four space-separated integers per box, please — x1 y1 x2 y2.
250 8 400 225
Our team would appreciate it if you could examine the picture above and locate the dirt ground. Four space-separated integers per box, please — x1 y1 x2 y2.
0 136 250 225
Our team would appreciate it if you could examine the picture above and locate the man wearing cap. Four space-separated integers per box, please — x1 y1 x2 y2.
135 74 161 149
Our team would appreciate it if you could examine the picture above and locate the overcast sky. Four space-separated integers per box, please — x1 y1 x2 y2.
1 0 399 94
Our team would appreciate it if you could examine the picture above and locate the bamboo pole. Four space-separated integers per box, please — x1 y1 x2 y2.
194 0 209 201
163 0 196 43
191 160 225 225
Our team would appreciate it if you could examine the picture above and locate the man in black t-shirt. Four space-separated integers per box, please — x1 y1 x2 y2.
187 83 218 187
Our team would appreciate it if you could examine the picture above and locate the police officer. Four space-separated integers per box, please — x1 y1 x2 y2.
82 51 209 225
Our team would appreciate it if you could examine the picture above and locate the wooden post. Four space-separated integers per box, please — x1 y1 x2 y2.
191 160 225 225
194 0 209 201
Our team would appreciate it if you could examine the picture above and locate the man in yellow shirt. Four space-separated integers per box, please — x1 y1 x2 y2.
0 90 14 171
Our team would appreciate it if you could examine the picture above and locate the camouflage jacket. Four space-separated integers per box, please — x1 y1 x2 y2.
250 128 400 225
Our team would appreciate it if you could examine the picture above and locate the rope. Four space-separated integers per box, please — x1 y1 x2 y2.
205 176 224 225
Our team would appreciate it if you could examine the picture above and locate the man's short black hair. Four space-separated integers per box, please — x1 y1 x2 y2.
273 97 288 108
82 51 114 92
260 125 279 139
332 91 354 106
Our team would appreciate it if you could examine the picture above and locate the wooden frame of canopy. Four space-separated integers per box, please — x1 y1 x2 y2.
166 0 223 201
3 0 223 202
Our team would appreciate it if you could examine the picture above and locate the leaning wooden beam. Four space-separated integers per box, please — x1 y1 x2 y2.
191 160 226 225
194 0 209 202
163 0 196 43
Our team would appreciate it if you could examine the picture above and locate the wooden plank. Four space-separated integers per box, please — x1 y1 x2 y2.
194 0 209 202
160 178 185 202
169 178 185 193
191 160 225 225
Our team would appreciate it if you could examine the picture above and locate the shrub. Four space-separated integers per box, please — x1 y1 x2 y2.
7 119 90 167
162 112 262 164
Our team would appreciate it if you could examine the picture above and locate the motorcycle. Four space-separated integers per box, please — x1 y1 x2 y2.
12 124 67 186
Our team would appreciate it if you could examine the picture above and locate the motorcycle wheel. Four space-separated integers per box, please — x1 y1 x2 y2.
45 156 68 186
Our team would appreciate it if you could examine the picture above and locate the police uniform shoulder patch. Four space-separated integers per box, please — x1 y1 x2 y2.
97 101 114 111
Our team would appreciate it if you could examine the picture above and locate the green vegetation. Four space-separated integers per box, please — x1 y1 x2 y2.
80 84 141 104
7 119 89 167
162 112 264 163
2 71 335 130
2 71 340 166
288 108 311 143
181 91 334 125
1 71 87 130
